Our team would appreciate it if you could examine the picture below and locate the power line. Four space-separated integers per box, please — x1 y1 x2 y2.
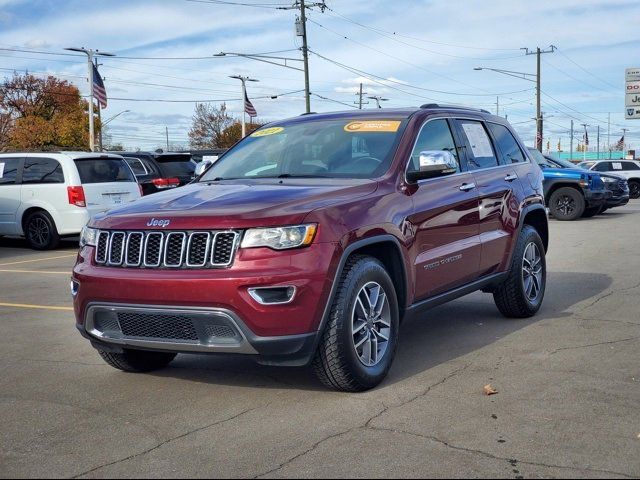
555 49 619 90
185 0 292 9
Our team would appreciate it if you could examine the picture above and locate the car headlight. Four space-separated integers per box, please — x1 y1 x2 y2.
80 226 99 247
601 176 615 184
241 224 317 250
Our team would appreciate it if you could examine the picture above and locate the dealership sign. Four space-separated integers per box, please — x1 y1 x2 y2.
626 69 640 119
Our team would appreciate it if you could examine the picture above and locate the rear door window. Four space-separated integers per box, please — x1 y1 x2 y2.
22 157 65 184
74 158 136 184
456 120 499 170
487 123 526 164
155 155 195 177
124 157 148 176
0 157 20 185
594 162 611 172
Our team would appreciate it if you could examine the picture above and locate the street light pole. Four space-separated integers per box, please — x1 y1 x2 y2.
65 47 115 152
230 75 259 138
368 96 389 109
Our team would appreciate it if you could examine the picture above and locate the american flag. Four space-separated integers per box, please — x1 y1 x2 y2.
92 64 107 109
244 90 257 118
615 135 625 150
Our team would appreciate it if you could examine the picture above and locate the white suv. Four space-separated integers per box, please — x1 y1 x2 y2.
0 152 141 249
578 159 640 199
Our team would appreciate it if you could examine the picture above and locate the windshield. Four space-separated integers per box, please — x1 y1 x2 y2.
74 157 136 184
548 157 579 169
527 148 556 168
200 118 406 181
578 162 596 170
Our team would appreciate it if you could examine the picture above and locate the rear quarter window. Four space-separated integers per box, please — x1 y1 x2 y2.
74 158 136 184
22 157 65 184
124 158 147 176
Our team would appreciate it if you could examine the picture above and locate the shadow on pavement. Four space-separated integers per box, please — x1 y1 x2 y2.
151 271 612 391
0 236 79 260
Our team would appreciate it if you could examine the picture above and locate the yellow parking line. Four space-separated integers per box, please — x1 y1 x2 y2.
0 254 76 267
0 302 73 311
0 269 69 275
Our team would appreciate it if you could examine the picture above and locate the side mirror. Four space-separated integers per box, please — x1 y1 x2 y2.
195 159 213 177
407 150 458 182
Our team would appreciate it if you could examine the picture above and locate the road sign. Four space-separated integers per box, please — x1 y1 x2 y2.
625 106 640 119
626 68 640 82
625 68 640 119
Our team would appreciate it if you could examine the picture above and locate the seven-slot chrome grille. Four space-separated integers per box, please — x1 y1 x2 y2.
95 230 239 269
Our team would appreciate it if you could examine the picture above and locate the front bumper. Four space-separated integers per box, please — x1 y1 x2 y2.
584 188 607 208
72 241 340 366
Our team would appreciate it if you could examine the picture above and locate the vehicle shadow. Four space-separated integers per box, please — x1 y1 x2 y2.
0 236 79 260
152 271 612 392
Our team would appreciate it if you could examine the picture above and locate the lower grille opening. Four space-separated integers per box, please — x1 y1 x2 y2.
117 312 198 341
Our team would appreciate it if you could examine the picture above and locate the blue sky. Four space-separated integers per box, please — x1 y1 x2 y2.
0 0 638 152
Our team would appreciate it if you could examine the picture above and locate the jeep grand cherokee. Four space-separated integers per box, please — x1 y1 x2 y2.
72 105 549 392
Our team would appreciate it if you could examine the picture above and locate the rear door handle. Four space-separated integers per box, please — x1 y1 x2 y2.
459 183 476 192
504 174 518 182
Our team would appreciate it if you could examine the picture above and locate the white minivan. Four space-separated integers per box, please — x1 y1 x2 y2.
0 152 141 249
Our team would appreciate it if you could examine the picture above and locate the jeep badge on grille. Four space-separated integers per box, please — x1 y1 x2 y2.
147 218 171 228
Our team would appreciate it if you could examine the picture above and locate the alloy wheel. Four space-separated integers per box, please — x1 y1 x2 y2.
555 195 575 217
28 217 50 248
522 242 543 303
351 281 392 367
630 182 640 199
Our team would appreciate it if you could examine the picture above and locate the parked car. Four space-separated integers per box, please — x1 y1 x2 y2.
0 152 141 249
542 155 629 214
74 105 548 391
528 148 606 220
115 152 196 196
577 159 640 199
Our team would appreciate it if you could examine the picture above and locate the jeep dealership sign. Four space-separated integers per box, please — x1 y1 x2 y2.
626 68 640 119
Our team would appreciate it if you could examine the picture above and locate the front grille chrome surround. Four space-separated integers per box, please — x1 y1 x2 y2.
95 230 240 269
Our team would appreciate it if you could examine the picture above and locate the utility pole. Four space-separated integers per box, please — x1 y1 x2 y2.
581 123 589 162
165 126 169 151
622 128 628 155
597 125 600 159
298 0 311 114
65 47 115 152
355 83 368 109
523 46 556 152
230 75 259 138
94 58 104 152
608 113 611 159
570 120 574 162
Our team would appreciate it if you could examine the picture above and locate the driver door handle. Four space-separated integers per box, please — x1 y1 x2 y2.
459 183 476 192
504 174 518 182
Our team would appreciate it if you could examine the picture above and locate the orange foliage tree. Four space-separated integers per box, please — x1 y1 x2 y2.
0 72 98 151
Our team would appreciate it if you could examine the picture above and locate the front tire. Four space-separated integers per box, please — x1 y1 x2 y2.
628 180 640 200
549 187 585 221
312 255 399 392
493 225 546 318
24 211 60 250
98 349 176 372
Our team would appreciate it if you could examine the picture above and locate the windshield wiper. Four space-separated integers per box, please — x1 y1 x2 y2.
275 173 327 179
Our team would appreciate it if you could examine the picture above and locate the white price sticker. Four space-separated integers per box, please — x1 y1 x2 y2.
462 123 494 158
0 162 4 179
612 162 623 170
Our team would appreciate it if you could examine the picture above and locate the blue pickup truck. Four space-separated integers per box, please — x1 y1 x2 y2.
527 148 607 221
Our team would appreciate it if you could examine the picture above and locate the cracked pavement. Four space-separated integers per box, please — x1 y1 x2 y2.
1 201 639 478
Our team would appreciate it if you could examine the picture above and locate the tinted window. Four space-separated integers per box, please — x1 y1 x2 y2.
408 119 460 174
458 120 498 170
74 158 136 184
594 162 610 172
125 158 147 176
158 160 195 177
578 162 596 170
622 161 640 170
201 119 406 181
0 157 20 185
488 123 525 164
22 157 64 184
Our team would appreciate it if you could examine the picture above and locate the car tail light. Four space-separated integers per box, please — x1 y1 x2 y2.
152 178 180 189
67 186 86 207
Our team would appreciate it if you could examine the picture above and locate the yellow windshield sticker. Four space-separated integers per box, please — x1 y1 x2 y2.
344 121 401 133
251 127 284 137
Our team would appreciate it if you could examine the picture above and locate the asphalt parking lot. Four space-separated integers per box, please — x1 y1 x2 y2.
1 203 639 479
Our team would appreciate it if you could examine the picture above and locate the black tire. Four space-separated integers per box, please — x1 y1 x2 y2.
549 187 585 221
582 205 602 218
312 255 400 392
98 349 176 372
24 211 60 250
493 225 546 318
629 180 640 200
600 207 608 214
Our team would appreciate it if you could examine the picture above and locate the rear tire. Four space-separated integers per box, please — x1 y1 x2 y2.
628 180 640 200
582 205 602 218
493 225 546 318
24 211 60 250
549 187 585 221
98 349 176 372
312 255 399 392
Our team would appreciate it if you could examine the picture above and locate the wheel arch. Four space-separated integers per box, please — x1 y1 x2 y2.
21 206 51 234
545 181 584 204
520 205 549 252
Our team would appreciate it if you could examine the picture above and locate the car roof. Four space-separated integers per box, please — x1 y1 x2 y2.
0 151 125 160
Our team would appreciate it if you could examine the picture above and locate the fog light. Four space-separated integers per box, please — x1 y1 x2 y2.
70 280 80 297
248 286 296 305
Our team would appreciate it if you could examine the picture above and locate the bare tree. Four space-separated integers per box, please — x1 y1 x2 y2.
188 103 234 149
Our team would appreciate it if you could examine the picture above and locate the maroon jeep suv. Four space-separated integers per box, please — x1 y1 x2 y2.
72 105 548 392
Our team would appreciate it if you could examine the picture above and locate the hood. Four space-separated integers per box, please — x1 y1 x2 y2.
91 178 378 230
542 167 592 178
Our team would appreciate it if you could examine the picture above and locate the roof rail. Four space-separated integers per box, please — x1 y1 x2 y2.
420 103 491 114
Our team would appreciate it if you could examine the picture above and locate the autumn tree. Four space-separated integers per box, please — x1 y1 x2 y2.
0 72 97 151
188 102 234 149
218 121 264 148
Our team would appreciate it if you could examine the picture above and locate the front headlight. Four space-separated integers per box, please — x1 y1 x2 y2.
241 224 317 250
80 226 99 247
601 176 615 184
